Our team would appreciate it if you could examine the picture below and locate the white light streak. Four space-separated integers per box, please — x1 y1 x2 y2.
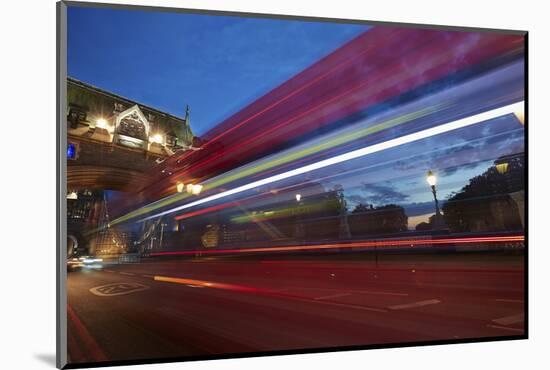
141 101 523 221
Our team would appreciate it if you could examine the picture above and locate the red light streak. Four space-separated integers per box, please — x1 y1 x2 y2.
157 32 522 190
153 28 410 176
196 29 409 150
174 201 238 221
108 30 523 214
67 304 108 362
150 235 524 257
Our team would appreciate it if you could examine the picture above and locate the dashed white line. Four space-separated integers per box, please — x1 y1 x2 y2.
492 313 524 326
487 324 524 333
315 292 352 300
142 274 155 278
105 270 115 273
388 299 441 310
356 290 408 297
273 287 408 296
119 272 135 276
495 299 523 303
311 299 387 313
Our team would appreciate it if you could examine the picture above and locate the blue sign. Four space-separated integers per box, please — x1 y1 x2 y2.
67 143 76 159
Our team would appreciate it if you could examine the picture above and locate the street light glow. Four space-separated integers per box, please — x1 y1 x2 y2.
176 182 185 193
96 118 107 129
150 133 164 144
295 194 302 202
192 184 203 195
495 163 509 174
426 170 437 186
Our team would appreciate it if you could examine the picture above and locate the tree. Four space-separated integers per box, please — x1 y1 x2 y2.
442 153 524 232
349 203 408 236
415 222 431 231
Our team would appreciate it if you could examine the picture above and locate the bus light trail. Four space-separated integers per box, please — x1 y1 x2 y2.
140 101 524 222
137 30 523 202
158 29 409 172
149 235 525 257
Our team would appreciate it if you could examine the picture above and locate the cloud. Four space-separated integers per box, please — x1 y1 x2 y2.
347 194 369 205
361 182 410 205
403 201 445 216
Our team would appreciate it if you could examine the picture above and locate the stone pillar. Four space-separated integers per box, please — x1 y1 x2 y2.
509 190 525 228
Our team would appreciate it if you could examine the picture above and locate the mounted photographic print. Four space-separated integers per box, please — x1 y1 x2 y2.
56 1 527 368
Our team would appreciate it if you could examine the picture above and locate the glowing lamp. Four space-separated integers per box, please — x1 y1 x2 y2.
150 133 164 144
496 162 509 174
186 184 194 193
295 194 302 202
96 118 107 129
192 184 203 195
426 170 437 187
176 182 185 193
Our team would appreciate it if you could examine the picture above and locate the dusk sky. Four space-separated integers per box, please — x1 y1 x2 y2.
67 6 368 135
68 6 524 229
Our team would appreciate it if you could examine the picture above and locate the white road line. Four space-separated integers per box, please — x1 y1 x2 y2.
315 292 352 300
142 274 155 278
492 313 524 326
495 299 523 303
356 290 408 297
105 270 115 273
312 299 387 313
388 299 441 310
119 272 135 276
487 324 524 333
276 287 408 296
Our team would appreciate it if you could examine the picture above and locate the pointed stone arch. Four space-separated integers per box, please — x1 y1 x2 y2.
114 105 151 149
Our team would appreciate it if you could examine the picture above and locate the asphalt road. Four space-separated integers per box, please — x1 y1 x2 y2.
66 251 525 365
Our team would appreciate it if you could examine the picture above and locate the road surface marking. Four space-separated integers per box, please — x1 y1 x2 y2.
104 270 115 273
142 274 155 278
388 299 441 310
356 290 408 297
310 299 387 312
495 299 523 303
119 272 135 276
315 292 352 300
154 275 387 312
492 313 524 326
487 324 524 333
155 276 213 288
89 282 149 296
279 287 408 296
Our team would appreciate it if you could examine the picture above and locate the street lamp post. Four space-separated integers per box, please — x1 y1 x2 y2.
294 194 304 240
426 170 441 216
427 170 446 230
